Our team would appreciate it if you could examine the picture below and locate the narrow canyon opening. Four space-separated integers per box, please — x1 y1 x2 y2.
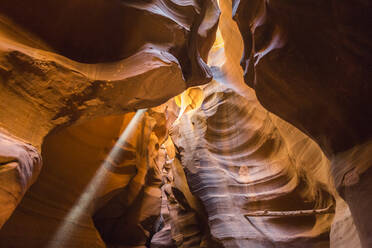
0 0 371 248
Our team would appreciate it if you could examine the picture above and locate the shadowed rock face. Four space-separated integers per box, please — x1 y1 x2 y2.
0 116 126 247
231 0 372 246
0 0 219 147
232 0 372 156
0 112 166 247
93 112 164 247
0 0 219 80
151 156 205 248
0 0 219 229
0 108 214 248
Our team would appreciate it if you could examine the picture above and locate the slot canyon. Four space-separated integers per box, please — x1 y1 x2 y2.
0 0 371 247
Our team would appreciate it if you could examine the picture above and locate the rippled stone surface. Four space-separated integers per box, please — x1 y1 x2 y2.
0 1 367 247
0 130 41 228
0 0 219 145
171 82 335 247
231 0 372 156
230 0 372 246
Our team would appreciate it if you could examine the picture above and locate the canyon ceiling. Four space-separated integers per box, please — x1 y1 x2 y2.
0 0 370 248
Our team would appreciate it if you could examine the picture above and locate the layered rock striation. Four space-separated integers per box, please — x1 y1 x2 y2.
230 0 372 246
0 1 369 247
0 130 42 228
171 82 335 247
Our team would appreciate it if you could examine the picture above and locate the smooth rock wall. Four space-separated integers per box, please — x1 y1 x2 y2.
171 82 335 247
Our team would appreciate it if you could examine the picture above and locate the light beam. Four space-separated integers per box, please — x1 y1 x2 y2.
46 109 147 247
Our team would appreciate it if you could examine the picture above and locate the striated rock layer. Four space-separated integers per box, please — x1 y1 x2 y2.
0 0 368 247
230 0 372 246
0 107 215 247
171 82 335 247
231 0 372 156
0 130 41 228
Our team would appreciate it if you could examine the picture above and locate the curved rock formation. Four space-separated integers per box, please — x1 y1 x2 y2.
151 156 204 248
0 0 219 228
231 0 372 156
230 0 372 246
0 116 125 247
0 111 164 247
0 129 41 228
0 107 213 247
0 0 220 146
171 82 335 247
93 111 164 247
0 0 368 247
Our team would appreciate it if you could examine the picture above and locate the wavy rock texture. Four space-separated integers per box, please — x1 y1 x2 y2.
0 130 41 228
231 0 372 156
330 197 361 248
0 107 213 248
0 1 367 247
0 0 219 229
171 81 335 248
0 0 219 146
148 105 217 248
150 138 223 248
229 0 372 246
151 156 203 248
